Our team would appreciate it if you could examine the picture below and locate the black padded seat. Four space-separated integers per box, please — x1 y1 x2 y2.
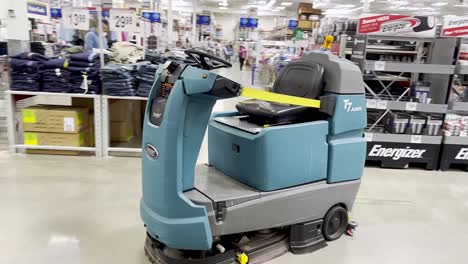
236 60 325 125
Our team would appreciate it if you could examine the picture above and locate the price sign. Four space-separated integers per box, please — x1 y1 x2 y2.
374 61 386 71
376 100 388 110
405 102 417 111
109 9 137 32
411 135 422 144
366 99 377 109
62 8 90 30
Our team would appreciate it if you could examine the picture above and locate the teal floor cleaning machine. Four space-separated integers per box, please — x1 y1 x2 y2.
140 50 367 264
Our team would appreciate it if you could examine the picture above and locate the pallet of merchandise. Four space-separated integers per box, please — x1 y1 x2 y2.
365 133 442 170
439 136 468 171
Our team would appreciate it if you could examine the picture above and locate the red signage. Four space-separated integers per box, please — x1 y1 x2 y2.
441 16 468 38
358 14 436 38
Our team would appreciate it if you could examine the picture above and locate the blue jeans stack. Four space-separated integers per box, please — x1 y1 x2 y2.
136 62 158 97
101 64 139 96
10 52 49 91
41 59 72 93
68 52 101 94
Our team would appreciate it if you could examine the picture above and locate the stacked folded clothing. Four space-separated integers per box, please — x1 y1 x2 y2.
10 52 49 91
42 58 72 93
136 62 158 97
101 64 139 96
68 51 101 94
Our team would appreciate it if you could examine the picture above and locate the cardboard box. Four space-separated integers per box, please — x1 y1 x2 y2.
23 131 88 147
298 3 321 15
110 121 133 142
298 20 313 29
110 100 134 122
22 106 89 133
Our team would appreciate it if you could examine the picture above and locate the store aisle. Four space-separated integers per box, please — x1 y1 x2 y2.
1 150 468 264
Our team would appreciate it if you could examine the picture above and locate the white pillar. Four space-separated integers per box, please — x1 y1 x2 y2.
192 0 197 46
167 0 173 48
6 0 29 41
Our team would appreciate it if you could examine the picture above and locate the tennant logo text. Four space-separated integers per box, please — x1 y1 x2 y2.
368 145 426 160
343 99 362 112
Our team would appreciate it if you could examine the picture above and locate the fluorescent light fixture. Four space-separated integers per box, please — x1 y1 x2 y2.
258 0 267 4
219 2 228 6
275 6 286 10
272 9 280 12
453 4 468 8
281 2 293 6
336 4 356 8
431 2 448 6
219 7 228 9
266 0 276 7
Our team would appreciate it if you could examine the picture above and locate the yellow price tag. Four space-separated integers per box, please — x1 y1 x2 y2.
24 133 38 145
241 87 321 108
22 110 37 123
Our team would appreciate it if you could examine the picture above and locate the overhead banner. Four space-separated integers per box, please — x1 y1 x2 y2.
197 15 210 25
109 9 138 32
27 1 49 20
240 17 258 28
441 16 468 38
62 8 90 30
50 8 62 19
358 14 436 38
142 11 161 23
288 20 298 30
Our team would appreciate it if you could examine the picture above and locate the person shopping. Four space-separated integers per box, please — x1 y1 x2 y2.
239 44 247 71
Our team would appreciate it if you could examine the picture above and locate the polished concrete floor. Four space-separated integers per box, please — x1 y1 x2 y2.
1 150 468 264
2 65 468 264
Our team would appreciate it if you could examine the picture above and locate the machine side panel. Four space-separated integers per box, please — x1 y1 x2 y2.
141 68 219 250
192 180 361 236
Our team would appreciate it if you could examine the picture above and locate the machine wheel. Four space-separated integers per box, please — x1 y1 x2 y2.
322 205 348 241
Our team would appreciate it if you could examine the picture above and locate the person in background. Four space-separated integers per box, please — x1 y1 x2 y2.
239 43 247 71
84 20 109 51
299 47 305 57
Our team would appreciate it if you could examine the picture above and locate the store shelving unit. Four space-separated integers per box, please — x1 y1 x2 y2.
101 95 147 157
354 35 458 169
5 91 102 157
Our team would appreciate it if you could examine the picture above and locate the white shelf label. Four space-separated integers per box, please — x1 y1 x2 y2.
63 117 75 132
366 99 377 108
364 133 373 142
62 8 90 30
411 135 422 143
406 102 417 111
376 100 388 110
374 61 386 71
109 9 137 32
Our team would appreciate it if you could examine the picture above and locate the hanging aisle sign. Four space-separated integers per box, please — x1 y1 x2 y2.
240 17 258 28
50 8 62 19
248 18 258 28
441 16 468 38
197 15 211 25
142 11 161 23
288 20 298 30
240 17 249 28
109 9 138 32
62 8 90 30
358 14 436 38
27 0 49 20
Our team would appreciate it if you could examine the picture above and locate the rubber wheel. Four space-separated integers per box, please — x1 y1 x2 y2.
322 205 348 241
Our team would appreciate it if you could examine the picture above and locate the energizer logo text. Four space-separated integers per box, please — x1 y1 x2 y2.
455 148 468 160
368 145 426 160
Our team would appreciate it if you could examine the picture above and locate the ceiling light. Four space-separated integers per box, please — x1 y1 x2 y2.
275 6 286 10
431 2 448 6
219 2 228 6
272 9 280 12
266 0 276 7
281 2 293 6
453 4 468 8
335 4 356 8
219 7 228 9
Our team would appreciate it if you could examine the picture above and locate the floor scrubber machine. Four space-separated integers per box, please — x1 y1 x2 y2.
140 50 367 264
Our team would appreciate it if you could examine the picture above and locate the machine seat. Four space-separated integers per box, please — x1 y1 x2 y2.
236 60 325 125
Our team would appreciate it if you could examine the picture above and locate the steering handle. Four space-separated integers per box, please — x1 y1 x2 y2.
184 49 232 70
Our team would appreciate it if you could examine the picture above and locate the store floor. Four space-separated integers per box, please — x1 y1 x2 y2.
1 151 468 264
2 64 468 264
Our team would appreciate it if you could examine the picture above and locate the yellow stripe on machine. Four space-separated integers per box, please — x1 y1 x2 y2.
241 87 321 108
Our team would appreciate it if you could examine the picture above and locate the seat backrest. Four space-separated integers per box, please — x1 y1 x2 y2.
272 60 324 99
